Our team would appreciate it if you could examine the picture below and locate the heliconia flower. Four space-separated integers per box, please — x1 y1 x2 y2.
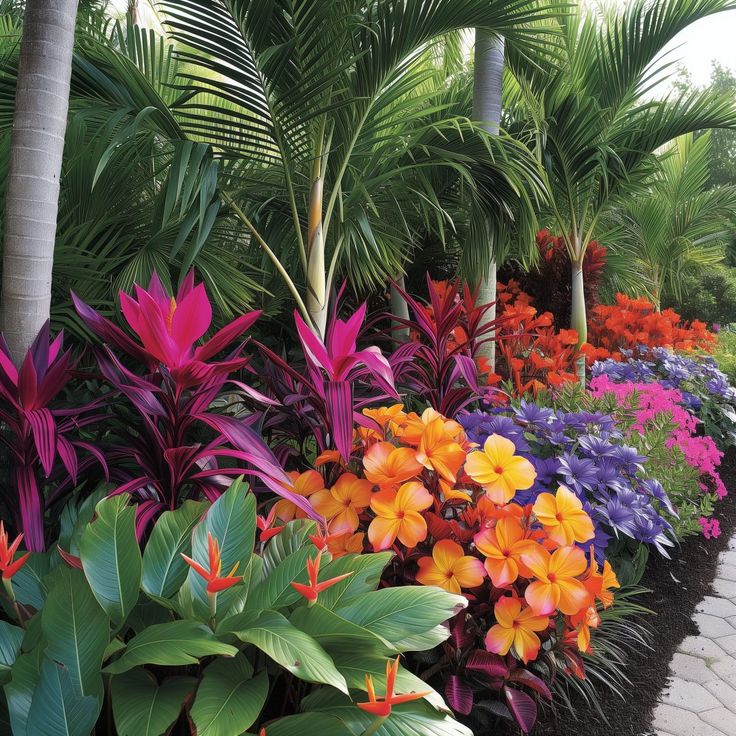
291 549 352 603
309 473 374 534
0 523 30 580
257 507 285 542
308 525 348 552
363 442 423 489
356 656 431 717
327 531 365 558
521 545 590 616
415 417 466 483
474 518 536 587
272 470 326 523
485 597 549 664
368 482 434 551
532 486 595 546
464 434 536 504
567 605 601 653
181 532 243 593
415 539 486 593
582 548 619 608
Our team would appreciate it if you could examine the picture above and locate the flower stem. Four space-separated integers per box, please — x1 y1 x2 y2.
208 591 217 631
361 716 388 736
3 577 24 628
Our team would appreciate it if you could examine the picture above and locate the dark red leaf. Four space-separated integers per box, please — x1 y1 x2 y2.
445 674 473 715
509 668 553 701
465 650 509 679
504 686 537 734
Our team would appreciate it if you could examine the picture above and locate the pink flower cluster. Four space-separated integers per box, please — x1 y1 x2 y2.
699 517 721 540
590 376 727 528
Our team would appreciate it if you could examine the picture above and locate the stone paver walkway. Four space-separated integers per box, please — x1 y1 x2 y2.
652 533 736 736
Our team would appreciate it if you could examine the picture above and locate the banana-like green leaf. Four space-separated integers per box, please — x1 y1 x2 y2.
0 621 23 686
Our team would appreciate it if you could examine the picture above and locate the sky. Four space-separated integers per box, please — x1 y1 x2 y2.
113 0 736 88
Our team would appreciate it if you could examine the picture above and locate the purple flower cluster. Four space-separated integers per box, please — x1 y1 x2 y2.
460 401 675 557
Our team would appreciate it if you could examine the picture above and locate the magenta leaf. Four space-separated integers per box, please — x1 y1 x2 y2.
326 380 353 462
445 674 473 715
504 686 537 734
509 668 553 701
13 465 44 552
465 650 509 679
25 408 56 477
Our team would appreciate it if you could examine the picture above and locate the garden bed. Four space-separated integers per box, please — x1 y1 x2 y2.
524 447 736 736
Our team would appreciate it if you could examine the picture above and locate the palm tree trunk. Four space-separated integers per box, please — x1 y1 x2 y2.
472 30 505 372
571 257 587 384
390 276 410 342
1 0 79 365
128 0 138 25
306 138 327 337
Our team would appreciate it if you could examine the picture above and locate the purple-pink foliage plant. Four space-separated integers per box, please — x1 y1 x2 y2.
73 272 317 537
0 323 107 551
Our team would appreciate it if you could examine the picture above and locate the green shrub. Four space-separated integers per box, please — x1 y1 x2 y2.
714 330 736 385
661 264 736 325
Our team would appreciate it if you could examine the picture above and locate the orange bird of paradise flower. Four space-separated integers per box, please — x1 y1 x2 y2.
485 596 549 664
415 539 486 593
291 549 352 604
0 522 30 580
356 656 431 717
181 532 243 593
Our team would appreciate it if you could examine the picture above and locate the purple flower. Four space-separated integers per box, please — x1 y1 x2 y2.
558 453 598 493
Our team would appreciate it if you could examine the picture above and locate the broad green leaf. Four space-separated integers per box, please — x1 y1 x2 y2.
335 588 466 644
185 479 256 619
10 553 50 609
111 668 195 736
4 646 42 735
0 621 23 685
392 624 451 653
26 659 100 736
142 500 206 600
329 652 448 713
227 610 347 693
316 552 393 610
79 495 142 626
244 546 313 612
289 603 392 650
261 519 316 575
257 712 355 736
301 689 472 736
42 567 109 697
104 620 238 674
191 654 267 736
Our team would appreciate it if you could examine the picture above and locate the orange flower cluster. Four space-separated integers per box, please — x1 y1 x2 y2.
266 404 620 673
584 293 715 364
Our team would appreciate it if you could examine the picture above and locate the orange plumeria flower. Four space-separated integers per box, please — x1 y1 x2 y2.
363 442 423 489
362 404 407 439
396 408 466 448
309 473 374 534
582 548 620 608
356 656 431 717
415 417 466 483
474 517 536 587
291 549 352 604
464 434 536 504
521 545 590 616
0 523 29 580
327 531 365 558
368 481 433 551
532 486 595 546
485 596 549 664
567 605 601 653
415 539 486 593
181 532 243 593
272 470 326 522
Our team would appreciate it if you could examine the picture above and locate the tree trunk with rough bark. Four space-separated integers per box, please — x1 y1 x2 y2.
472 30 505 371
1 0 79 365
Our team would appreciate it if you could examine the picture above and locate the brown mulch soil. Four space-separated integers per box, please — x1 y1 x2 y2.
516 447 736 736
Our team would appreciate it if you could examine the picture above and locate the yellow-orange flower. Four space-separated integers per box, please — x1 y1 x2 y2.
362 404 407 439
273 470 326 522
310 473 373 534
327 531 365 558
521 545 590 616
474 517 536 587
582 548 619 608
368 481 433 550
363 441 422 489
464 434 536 504
415 539 486 593
415 417 466 483
485 597 549 664
532 485 595 546
568 605 600 653
395 407 465 447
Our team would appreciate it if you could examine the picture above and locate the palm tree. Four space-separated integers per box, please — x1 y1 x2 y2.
604 132 736 309
505 0 736 378
1 0 79 363
157 0 558 336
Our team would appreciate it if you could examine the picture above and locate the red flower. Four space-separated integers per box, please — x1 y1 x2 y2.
181 532 243 593
291 549 352 603
356 656 431 717
0 522 30 580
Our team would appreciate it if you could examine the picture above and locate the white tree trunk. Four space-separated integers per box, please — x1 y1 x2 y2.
472 31 504 371
571 260 587 384
390 275 410 342
1 0 79 365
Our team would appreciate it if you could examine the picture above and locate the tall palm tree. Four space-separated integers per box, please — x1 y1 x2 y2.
1 0 79 363
472 30 505 369
158 0 558 336
505 0 736 379
604 132 736 309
